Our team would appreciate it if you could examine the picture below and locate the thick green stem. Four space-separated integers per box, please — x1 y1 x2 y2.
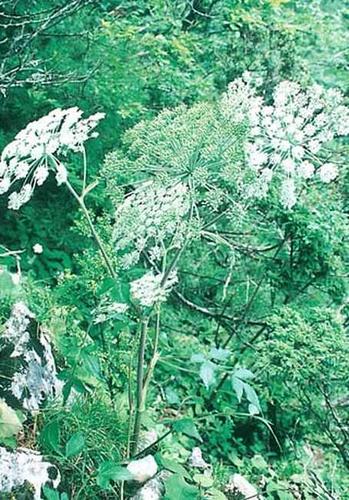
143 307 161 396
126 349 135 459
131 318 149 456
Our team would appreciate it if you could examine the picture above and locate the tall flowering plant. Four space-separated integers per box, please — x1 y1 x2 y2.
0 76 348 497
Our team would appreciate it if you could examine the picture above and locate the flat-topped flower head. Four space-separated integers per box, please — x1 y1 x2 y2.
114 181 190 268
131 270 178 307
223 77 349 209
0 107 105 209
318 162 338 183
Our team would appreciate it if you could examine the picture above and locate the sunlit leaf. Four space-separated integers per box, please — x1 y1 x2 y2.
200 360 216 389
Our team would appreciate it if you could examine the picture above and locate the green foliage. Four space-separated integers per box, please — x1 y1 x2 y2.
164 474 200 499
0 400 24 445
2 0 347 277
0 0 348 498
97 462 133 489
254 307 349 463
40 397 128 498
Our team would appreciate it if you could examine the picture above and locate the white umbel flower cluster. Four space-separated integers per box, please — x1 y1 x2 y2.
224 77 349 209
221 73 263 124
131 270 178 307
0 107 104 209
114 181 189 269
318 162 338 183
0 446 60 500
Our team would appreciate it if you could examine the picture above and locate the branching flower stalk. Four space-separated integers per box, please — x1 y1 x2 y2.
129 275 177 455
0 104 189 461
0 106 115 275
126 349 135 459
63 173 117 279
129 199 194 455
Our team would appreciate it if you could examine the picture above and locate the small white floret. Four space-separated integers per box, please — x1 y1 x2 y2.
33 243 43 254
318 163 338 183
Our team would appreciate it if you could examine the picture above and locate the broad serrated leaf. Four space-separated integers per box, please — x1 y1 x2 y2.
157 455 190 479
251 454 268 470
165 387 180 405
43 486 60 500
231 375 244 403
248 403 260 416
40 420 61 454
243 384 261 412
234 368 255 380
97 277 116 296
0 270 15 297
206 488 229 499
80 351 102 380
193 473 214 488
110 281 130 303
